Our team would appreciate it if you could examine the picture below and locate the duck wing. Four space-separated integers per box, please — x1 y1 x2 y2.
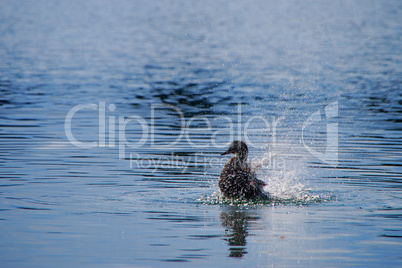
254 178 266 187
248 169 266 187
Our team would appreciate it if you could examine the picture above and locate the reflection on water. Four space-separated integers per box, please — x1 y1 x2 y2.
0 0 401 267
220 207 259 258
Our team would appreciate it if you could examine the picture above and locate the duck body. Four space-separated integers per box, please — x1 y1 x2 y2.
219 141 267 199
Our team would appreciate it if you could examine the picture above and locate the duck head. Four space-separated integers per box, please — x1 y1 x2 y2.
221 140 249 161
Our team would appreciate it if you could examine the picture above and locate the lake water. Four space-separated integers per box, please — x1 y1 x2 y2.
0 0 401 267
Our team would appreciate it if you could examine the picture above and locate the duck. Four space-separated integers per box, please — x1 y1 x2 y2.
219 140 267 199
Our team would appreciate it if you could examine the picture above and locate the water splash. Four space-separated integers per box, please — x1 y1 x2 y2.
262 170 315 203
198 187 331 207
197 191 272 207
200 149 333 207
256 151 332 205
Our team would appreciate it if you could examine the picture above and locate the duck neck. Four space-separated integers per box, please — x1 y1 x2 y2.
238 151 248 162
234 152 248 168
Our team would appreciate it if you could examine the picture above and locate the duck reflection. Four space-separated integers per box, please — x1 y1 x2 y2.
220 207 260 258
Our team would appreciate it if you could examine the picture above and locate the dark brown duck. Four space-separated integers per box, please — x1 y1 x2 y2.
219 140 267 199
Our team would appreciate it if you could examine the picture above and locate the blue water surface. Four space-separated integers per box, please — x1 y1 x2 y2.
0 0 401 267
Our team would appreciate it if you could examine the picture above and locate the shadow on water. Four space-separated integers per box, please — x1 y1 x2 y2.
220 206 260 258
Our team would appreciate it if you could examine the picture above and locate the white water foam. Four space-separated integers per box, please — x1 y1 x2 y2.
252 146 329 205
